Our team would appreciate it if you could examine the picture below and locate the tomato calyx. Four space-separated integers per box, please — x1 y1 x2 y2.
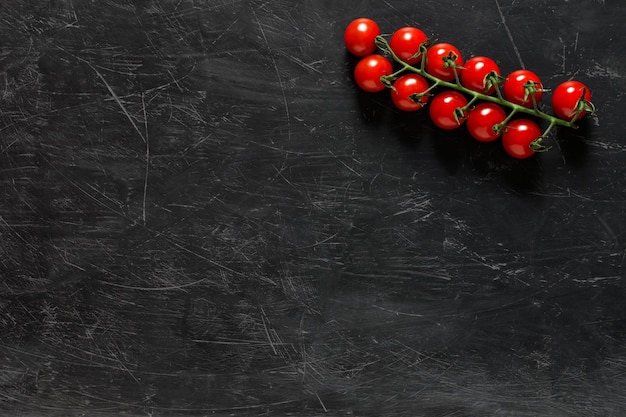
523 81 548 109
408 92 433 106
529 137 550 152
405 40 430 66
409 41 429 62
453 106 468 125
573 88 596 121
441 51 463 82
441 51 461 69
380 75 395 90
484 71 506 95
492 121 506 135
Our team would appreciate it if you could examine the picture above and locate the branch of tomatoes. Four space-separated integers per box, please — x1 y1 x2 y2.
344 18 596 159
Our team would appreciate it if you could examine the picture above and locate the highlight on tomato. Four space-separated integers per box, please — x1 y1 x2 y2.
344 18 381 56
353 54 393 92
502 69 544 108
429 91 468 130
501 119 542 159
466 102 507 142
424 43 464 82
551 80 593 121
391 74 431 111
389 26 429 65
460 56 501 95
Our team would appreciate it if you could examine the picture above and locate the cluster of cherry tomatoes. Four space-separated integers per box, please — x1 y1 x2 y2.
344 18 594 159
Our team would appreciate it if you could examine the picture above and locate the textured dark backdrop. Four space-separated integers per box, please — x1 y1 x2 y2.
1 0 625 416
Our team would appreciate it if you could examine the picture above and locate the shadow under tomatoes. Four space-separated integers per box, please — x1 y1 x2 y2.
499 156 544 192
466 140 507 174
354 88 391 126
430 129 469 175
387 107 431 148
344 52 390 127
554 120 591 169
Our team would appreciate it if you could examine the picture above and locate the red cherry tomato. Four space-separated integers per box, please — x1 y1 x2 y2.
425 43 464 82
354 54 393 92
429 91 468 130
466 102 507 142
502 69 543 108
460 56 501 95
551 80 593 121
344 18 381 56
391 74 430 111
389 26 429 65
501 119 542 159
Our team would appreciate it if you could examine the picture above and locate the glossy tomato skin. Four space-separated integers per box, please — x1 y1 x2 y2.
501 119 542 159
429 91 468 130
551 80 592 121
391 74 430 111
466 102 507 142
425 43 464 82
502 69 543 108
460 56 501 94
389 27 429 65
354 54 393 92
344 18 381 56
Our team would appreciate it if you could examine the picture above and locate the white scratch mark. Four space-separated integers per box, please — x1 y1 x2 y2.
212 17 240 45
297 232 340 249
251 6 292 143
328 150 363 178
141 92 150 225
153 230 244 276
63 49 147 144
495 0 525 69
260 307 278 355
372 305 423 317
558 37 566 73
596 214 619 247
316 392 328 413
101 277 207 292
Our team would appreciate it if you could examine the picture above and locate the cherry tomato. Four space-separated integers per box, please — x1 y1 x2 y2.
466 102 507 142
551 80 593 121
502 69 543 108
501 119 542 159
354 54 393 92
391 74 430 111
429 91 468 130
460 56 501 95
344 18 381 57
425 43 464 82
389 26 429 65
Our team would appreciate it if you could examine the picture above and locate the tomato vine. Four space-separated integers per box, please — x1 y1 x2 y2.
344 18 596 159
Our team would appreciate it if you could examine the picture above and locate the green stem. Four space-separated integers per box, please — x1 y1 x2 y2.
375 35 575 129
542 120 557 138
501 108 518 126
465 95 479 109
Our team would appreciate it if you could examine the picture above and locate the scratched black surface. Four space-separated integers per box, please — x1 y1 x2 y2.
1 0 625 416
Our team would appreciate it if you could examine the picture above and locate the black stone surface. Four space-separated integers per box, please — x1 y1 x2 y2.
1 1 625 416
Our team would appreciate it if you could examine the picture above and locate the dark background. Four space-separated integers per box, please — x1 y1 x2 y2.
1 0 625 416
